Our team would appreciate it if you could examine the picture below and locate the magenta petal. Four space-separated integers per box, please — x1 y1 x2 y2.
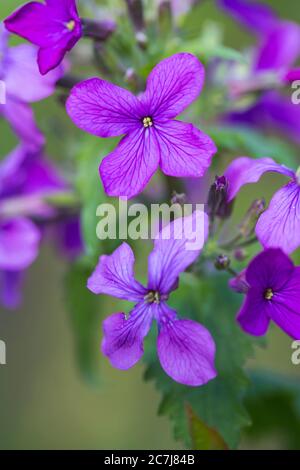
66 78 142 138
157 120 216 178
5 44 63 102
256 182 300 254
141 53 204 119
246 248 294 291
100 128 160 199
87 242 147 301
218 0 276 35
237 287 271 336
0 271 23 310
148 210 208 294
224 156 294 202
157 308 217 386
0 218 40 271
101 302 153 370
3 99 44 150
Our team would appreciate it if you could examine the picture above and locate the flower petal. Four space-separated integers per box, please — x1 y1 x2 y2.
270 268 300 339
99 127 160 199
0 270 23 310
157 304 217 386
224 156 294 202
237 287 271 336
256 182 300 254
148 210 208 294
0 218 40 271
5 44 63 102
218 0 276 35
101 302 153 370
66 78 142 138
156 120 216 178
87 242 147 301
246 248 294 291
141 53 204 119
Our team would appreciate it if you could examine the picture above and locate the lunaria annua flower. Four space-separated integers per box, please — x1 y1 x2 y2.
4 0 82 75
87 210 217 386
66 53 217 199
235 248 300 339
0 23 63 148
224 156 300 254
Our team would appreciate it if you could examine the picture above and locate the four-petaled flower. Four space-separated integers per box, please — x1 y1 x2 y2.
67 53 217 199
87 210 217 386
224 156 300 254
236 248 300 339
4 0 82 75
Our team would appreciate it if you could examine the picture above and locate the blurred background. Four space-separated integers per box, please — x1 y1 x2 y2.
1 0 300 450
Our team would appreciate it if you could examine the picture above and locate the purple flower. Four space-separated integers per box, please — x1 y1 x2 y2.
87 211 217 386
0 23 63 148
4 0 82 75
224 156 300 254
66 53 217 199
236 248 300 339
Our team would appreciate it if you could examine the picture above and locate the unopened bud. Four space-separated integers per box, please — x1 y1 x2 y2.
81 18 116 41
239 198 265 237
214 254 231 271
207 175 233 220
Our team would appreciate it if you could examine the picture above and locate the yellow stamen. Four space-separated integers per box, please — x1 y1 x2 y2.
143 116 153 128
264 288 274 300
66 20 76 32
144 291 160 304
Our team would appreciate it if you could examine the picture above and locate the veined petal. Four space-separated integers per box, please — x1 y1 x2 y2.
66 78 142 138
0 218 40 271
156 120 216 178
87 242 147 301
237 287 271 336
156 303 217 386
224 156 294 202
256 182 300 254
99 127 160 199
246 248 294 291
141 53 204 119
101 302 153 370
0 271 23 310
3 98 44 149
148 210 208 294
5 44 63 102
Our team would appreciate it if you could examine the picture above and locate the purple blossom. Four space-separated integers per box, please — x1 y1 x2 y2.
67 53 217 199
224 156 300 254
4 0 82 75
0 23 63 148
236 248 300 339
87 211 217 386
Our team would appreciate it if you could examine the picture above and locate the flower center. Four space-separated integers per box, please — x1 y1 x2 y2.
264 288 274 300
144 290 160 304
66 20 76 32
143 116 153 128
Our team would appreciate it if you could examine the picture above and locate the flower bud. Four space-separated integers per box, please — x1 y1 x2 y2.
214 254 231 271
207 175 233 220
81 18 116 41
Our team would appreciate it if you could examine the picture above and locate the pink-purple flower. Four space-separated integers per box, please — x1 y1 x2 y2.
4 0 82 75
236 248 300 339
66 53 217 199
87 210 217 386
224 156 300 254
0 23 63 148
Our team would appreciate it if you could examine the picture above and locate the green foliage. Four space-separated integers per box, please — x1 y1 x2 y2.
244 371 300 449
144 273 255 449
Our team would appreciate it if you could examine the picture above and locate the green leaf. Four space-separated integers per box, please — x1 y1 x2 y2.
186 404 228 450
144 273 255 449
64 261 102 385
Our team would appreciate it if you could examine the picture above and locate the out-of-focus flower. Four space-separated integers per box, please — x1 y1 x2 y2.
87 211 217 386
67 53 216 199
0 23 63 148
229 269 248 294
224 156 300 254
4 0 82 75
236 248 300 339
